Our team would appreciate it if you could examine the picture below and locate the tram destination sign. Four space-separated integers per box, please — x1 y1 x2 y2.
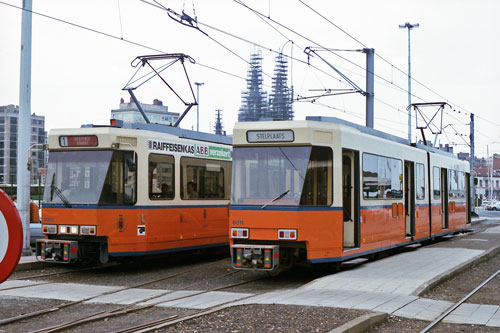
148 139 231 160
247 130 294 143
59 135 98 147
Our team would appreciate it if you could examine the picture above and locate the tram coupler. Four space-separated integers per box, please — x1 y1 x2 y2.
36 239 78 263
231 244 279 271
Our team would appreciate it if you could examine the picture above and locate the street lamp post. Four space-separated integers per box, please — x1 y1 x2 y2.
194 82 204 132
399 22 419 143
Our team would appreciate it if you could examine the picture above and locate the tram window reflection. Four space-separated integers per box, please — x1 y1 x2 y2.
43 150 136 205
230 146 332 206
299 147 333 206
149 154 174 200
180 157 231 200
433 167 441 199
99 151 137 205
416 163 425 200
362 153 403 199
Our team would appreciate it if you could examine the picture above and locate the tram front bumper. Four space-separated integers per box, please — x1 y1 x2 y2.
36 239 78 264
231 244 279 271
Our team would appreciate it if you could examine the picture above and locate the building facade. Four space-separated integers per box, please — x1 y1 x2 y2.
474 155 500 201
111 98 179 125
0 104 46 185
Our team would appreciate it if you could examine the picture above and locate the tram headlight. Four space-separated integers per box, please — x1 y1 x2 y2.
231 228 249 239
80 225 97 236
42 224 57 234
59 225 79 235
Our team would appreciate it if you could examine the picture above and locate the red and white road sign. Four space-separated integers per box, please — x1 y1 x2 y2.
0 189 23 283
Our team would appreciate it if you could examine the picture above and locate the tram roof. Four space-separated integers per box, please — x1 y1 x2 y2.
81 121 232 145
306 116 458 159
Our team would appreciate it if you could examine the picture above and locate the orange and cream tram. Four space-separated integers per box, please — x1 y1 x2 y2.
36 120 232 263
230 116 471 273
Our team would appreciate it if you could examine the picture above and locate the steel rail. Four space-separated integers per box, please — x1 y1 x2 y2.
0 258 228 326
32 271 266 333
420 268 500 332
15 263 118 280
33 270 242 332
113 277 267 333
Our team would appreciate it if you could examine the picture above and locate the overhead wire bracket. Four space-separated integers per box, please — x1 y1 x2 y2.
141 0 208 35
294 88 358 102
304 47 366 96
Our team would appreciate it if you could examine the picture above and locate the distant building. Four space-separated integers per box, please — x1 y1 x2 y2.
0 104 46 185
238 51 269 122
213 109 224 135
111 98 179 125
475 154 500 200
269 53 293 121
457 152 469 161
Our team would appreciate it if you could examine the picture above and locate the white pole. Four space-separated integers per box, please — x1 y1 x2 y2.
18 0 33 254
489 145 493 201
399 22 419 143
195 82 204 132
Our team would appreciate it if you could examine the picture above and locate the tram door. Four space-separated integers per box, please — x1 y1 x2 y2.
404 161 415 238
441 168 449 229
342 150 360 249
466 172 471 224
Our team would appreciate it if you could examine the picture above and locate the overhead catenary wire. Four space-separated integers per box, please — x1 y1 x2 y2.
236 0 472 130
233 0 478 143
0 0 164 53
232 0 429 104
296 0 482 120
1 0 433 132
4 0 492 146
298 0 500 137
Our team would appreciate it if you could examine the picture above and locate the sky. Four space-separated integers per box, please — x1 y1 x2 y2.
1 0 499 157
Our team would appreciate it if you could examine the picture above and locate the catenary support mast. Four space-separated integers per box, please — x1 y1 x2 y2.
18 0 33 254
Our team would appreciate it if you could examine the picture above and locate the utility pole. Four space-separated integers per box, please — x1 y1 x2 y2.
470 113 475 212
194 82 204 131
364 48 375 128
18 0 33 255
487 144 491 201
399 22 419 142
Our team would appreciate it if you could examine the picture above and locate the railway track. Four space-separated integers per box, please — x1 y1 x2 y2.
14 263 119 281
420 267 500 332
0 258 231 327
0 264 119 292
28 269 267 333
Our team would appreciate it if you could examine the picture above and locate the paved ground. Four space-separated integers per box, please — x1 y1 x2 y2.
3 218 500 330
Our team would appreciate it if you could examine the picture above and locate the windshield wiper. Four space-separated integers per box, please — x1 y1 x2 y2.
51 184 72 208
261 190 290 209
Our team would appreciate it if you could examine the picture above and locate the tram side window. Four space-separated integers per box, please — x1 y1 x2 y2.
299 146 333 206
362 153 403 199
416 163 425 200
448 170 458 199
149 154 174 200
449 170 465 199
458 171 465 198
433 167 441 199
181 157 231 200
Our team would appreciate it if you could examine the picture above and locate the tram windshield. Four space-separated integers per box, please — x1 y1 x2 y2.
43 150 137 206
231 146 332 207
